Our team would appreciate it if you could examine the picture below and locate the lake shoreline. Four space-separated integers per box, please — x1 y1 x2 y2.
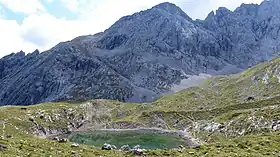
47 127 201 147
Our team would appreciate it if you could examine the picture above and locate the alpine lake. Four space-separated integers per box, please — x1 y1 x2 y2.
66 130 188 150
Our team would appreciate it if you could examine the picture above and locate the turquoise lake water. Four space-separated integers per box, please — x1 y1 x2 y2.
68 130 187 149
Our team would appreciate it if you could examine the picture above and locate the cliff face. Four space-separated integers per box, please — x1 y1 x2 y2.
1 1 280 106
201 0 280 68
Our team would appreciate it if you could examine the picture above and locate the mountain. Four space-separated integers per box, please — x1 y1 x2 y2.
1 57 280 156
1 1 280 106
200 0 280 67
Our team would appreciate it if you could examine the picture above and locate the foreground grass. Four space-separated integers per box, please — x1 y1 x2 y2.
1 131 280 157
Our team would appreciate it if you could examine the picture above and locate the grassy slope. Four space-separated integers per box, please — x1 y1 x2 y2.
153 57 280 111
1 57 280 156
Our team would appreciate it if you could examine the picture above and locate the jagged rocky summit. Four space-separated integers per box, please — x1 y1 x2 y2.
1 1 280 106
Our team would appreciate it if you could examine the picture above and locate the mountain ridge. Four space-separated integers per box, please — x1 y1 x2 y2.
1 0 280 106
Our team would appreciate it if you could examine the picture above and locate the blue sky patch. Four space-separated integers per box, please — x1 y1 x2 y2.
41 0 78 20
0 4 25 24
0 0 78 24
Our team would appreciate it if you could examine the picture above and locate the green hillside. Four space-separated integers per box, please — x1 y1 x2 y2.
1 57 280 156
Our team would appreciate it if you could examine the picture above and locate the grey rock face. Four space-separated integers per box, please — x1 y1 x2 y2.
201 0 280 67
0 48 155 105
1 1 280 106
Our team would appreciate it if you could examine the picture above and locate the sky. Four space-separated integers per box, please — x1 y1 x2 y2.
0 0 264 57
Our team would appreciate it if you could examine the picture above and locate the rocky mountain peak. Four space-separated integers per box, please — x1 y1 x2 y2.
106 2 192 35
215 7 232 16
258 0 280 20
234 3 259 17
204 7 232 25
261 0 280 6
33 49 40 54
152 2 192 20
16 50 25 57
97 1 196 52
1 1 280 106
153 2 176 8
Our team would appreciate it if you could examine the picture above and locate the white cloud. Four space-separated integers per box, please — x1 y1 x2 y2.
0 0 45 14
0 0 46 56
0 13 95 55
0 5 4 18
60 0 79 12
0 0 265 57
20 13 97 48
0 19 38 55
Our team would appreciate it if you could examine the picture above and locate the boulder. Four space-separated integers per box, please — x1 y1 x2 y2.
0 144 7 151
102 143 113 150
6 135 13 139
178 145 186 150
71 143 79 148
52 137 59 141
58 138 68 143
247 97 255 101
71 151 76 155
111 145 117 150
120 145 131 151
28 117 35 122
133 145 141 149
134 148 144 156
